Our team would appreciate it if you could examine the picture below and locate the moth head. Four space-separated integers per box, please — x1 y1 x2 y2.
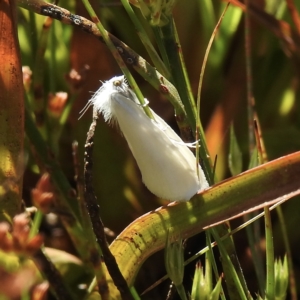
111 76 136 101
79 75 138 121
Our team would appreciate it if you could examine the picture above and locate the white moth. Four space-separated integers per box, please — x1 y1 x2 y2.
83 76 209 201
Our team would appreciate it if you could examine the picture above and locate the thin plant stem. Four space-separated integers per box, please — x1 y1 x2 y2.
213 232 248 300
244 0 255 153
196 3 230 184
264 207 275 299
254 115 275 297
206 233 226 300
29 210 43 238
276 206 298 300
160 17 196 129
120 0 169 78
244 0 266 295
32 13 54 138
83 111 134 300
33 249 75 300
29 10 38 57
175 284 187 300
152 27 172 73
71 141 109 298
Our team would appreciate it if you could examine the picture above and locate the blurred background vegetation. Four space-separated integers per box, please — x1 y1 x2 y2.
0 0 300 298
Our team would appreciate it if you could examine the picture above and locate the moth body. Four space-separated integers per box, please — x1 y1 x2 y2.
89 76 209 201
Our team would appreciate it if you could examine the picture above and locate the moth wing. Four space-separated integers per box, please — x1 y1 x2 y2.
111 93 203 201
150 112 209 191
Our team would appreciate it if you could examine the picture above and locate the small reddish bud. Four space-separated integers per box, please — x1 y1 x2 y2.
47 92 68 118
31 281 49 300
66 65 90 92
26 235 44 255
22 66 32 91
31 173 56 214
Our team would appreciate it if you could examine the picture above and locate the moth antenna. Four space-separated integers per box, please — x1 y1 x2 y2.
79 80 106 120
78 100 93 120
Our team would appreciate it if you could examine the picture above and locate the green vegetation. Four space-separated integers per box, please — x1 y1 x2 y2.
0 0 299 299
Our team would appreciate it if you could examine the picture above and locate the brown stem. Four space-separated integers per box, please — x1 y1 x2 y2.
33 249 74 300
84 112 134 300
